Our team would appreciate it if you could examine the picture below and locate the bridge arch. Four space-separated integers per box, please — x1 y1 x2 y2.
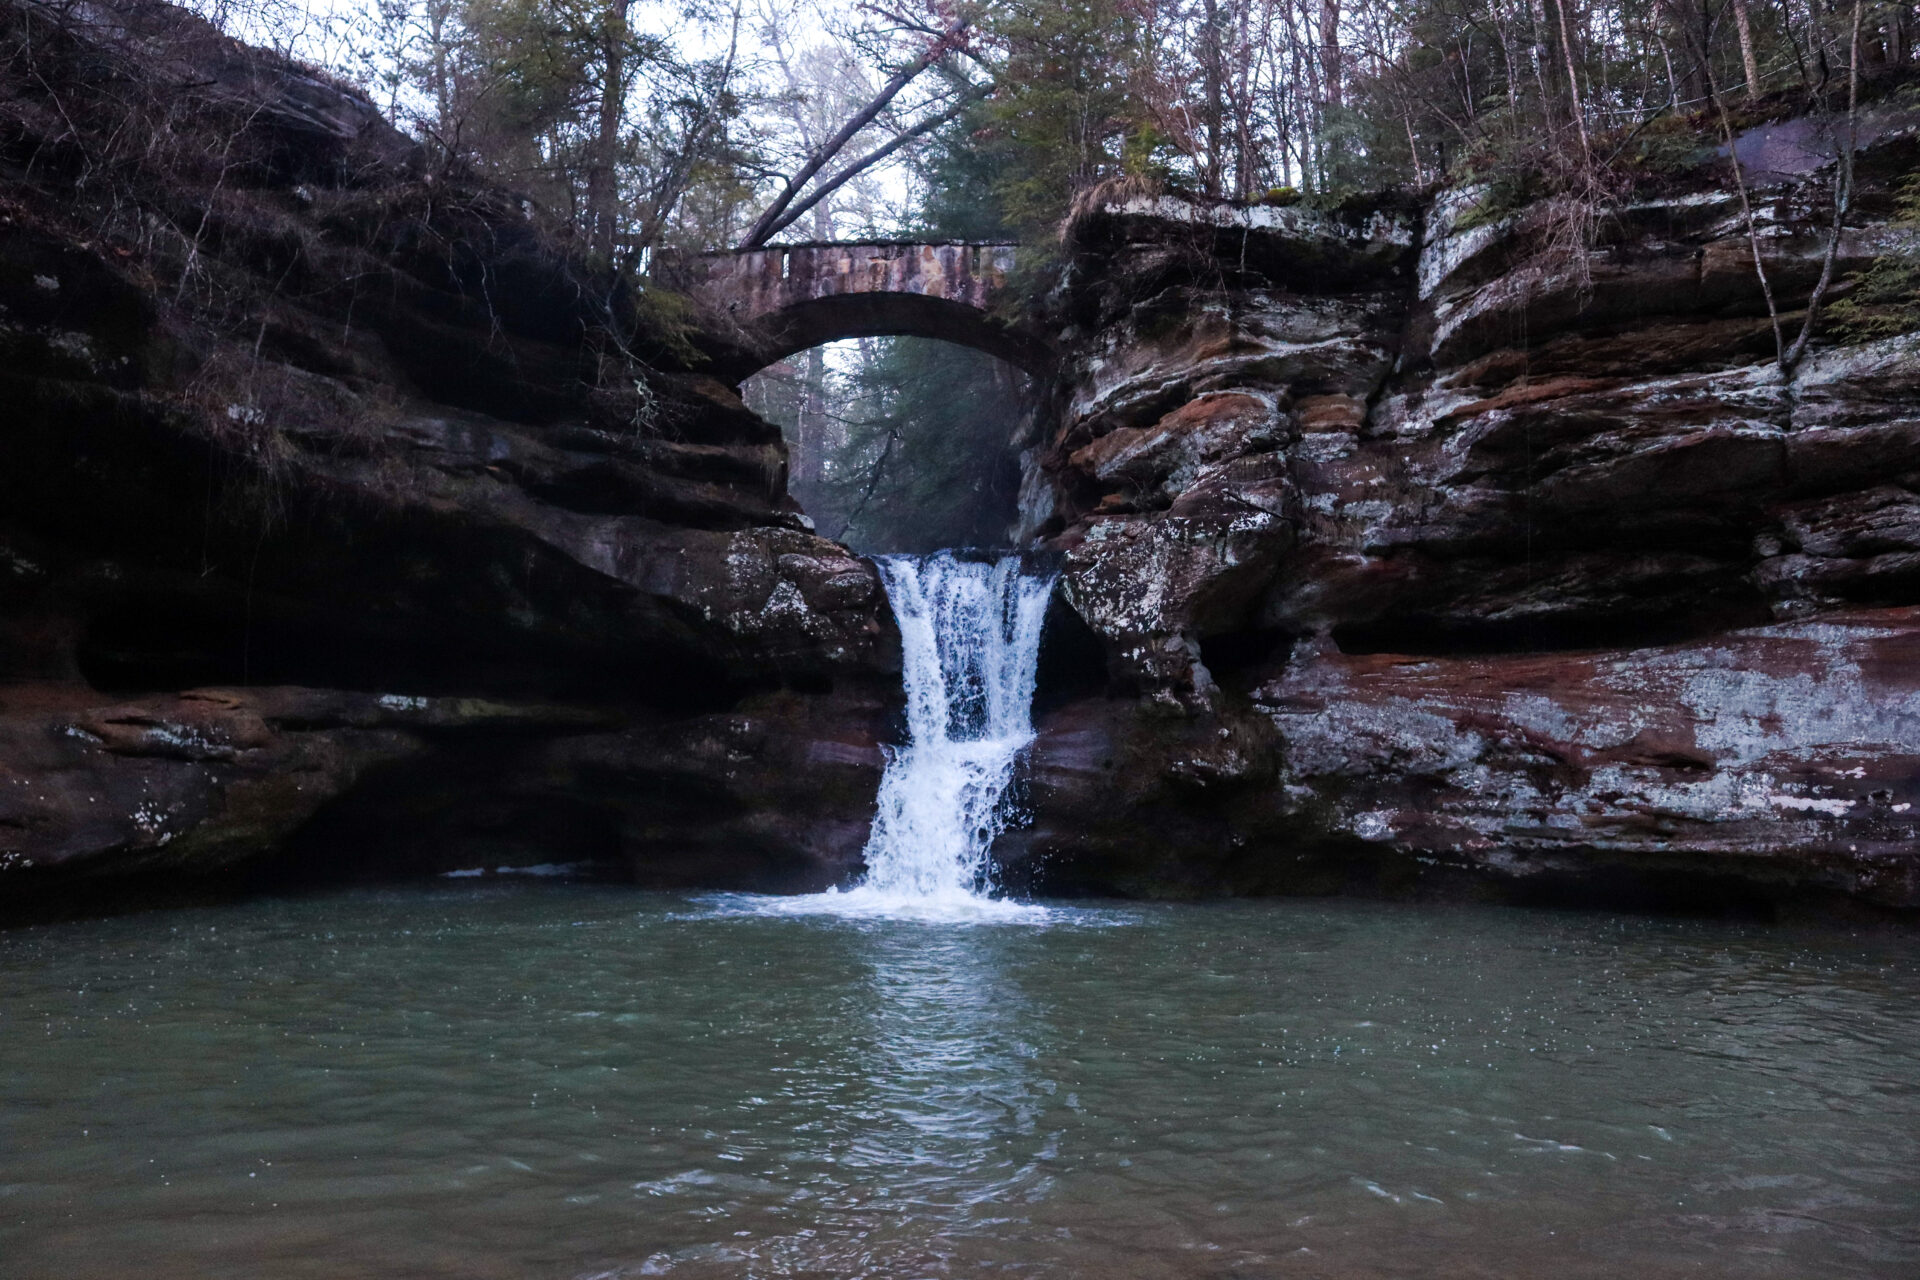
673 241 1056 378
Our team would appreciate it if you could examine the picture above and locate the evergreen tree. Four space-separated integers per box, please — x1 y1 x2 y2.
973 0 1169 235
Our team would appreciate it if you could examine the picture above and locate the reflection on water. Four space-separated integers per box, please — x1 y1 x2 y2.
2 884 1918 1279
720 919 1053 1275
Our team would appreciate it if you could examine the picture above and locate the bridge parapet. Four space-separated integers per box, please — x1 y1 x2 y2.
696 241 1016 316
664 241 1052 377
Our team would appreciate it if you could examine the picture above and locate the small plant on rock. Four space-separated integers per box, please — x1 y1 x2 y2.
1827 174 1920 340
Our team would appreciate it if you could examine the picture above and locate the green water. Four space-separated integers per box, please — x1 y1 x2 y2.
2 884 1917 1278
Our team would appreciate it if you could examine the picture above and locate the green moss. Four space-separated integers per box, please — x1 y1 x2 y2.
1621 114 1718 175
629 284 704 369
1450 170 1547 233
1828 174 1920 341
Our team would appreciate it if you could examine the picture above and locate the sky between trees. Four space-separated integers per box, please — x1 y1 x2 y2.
186 0 1917 261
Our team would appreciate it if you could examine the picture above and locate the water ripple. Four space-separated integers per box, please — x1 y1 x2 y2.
1 886 1916 1279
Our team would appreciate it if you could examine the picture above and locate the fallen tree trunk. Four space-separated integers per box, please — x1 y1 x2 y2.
740 19 969 249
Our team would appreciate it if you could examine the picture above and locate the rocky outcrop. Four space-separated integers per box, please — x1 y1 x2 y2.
5 0 1916 921
1015 106 1920 913
0 0 894 913
1258 611 1920 907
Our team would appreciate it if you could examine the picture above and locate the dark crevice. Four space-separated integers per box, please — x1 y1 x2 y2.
1197 627 1296 688
1012 831 1902 924
1033 591 1109 716
266 747 629 890
74 598 743 712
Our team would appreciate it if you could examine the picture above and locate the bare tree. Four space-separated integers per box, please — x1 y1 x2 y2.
1782 0 1864 372
742 16 970 247
1732 0 1764 97
1320 0 1343 107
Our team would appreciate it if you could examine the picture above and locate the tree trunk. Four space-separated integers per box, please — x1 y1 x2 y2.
1201 0 1226 195
1659 0 1707 105
1780 0 1814 88
427 0 453 145
1295 0 1325 187
759 91 983 244
1733 0 1764 98
587 0 630 260
1529 0 1559 122
1319 0 1341 108
796 343 827 490
1232 0 1258 198
743 20 967 248
1554 0 1590 157
1807 0 1831 90
1783 0 1864 372
1704 48 1786 364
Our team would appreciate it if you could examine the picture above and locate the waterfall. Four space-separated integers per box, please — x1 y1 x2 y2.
856 552 1056 907
724 550 1056 922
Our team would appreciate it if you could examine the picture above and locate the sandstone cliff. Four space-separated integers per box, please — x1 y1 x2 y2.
0 0 895 916
1011 104 1920 913
4 0 1916 921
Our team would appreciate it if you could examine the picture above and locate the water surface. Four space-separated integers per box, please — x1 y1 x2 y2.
3 884 1917 1278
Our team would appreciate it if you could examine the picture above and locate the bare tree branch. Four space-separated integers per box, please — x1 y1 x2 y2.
758 84 986 242
741 17 969 248
1781 0 1862 374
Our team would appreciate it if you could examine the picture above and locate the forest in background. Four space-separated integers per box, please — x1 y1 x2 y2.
743 337 1031 551
133 0 1920 546
188 0 1918 250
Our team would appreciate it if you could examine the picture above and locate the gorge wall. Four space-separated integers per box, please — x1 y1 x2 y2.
0 0 897 916
1009 114 1920 913
2 0 1915 920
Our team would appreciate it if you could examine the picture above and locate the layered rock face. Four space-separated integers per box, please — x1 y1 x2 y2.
5 0 1915 922
1013 119 1920 912
0 0 894 914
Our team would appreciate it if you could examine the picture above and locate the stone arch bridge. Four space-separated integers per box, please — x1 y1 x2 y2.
664 241 1055 379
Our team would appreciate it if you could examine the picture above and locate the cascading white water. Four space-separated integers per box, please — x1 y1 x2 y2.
856 552 1056 907
744 550 1055 922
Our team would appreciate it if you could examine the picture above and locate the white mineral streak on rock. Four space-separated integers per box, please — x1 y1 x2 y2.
760 580 808 620
1353 811 1394 841
1791 330 1920 391
1418 213 1508 300
1770 795 1857 816
1103 195 1416 249
1250 613 1920 872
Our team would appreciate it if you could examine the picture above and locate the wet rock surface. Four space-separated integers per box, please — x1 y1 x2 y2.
4 1 1916 919
0 0 892 914
1256 611 1920 908
1019 145 1920 913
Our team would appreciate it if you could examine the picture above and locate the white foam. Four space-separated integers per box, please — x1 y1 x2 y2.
721 552 1058 925
705 885 1051 924
684 891 1138 928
